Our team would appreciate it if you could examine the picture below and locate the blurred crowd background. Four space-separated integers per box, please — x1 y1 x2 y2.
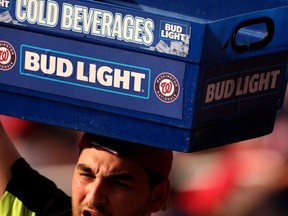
1 85 287 216
159 86 288 216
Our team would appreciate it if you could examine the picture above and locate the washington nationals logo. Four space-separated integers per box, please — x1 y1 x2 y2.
0 41 16 71
154 72 180 103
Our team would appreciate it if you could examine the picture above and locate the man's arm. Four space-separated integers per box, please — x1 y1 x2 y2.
0 122 21 198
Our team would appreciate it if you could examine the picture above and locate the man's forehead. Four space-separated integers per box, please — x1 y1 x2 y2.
78 148 146 175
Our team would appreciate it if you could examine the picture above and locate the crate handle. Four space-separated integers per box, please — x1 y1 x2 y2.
231 17 274 52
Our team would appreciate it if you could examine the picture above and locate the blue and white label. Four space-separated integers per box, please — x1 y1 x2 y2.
0 0 191 58
0 26 186 119
20 45 150 99
15 0 155 46
160 21 189 41
151 21 190 57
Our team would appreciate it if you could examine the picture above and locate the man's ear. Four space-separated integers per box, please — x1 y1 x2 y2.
149 179 171 213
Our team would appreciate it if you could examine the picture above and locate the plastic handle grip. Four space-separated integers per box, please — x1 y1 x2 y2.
231 17 274 52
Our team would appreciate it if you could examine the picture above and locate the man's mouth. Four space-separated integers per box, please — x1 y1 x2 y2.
83 210 91 216
83 209 102 216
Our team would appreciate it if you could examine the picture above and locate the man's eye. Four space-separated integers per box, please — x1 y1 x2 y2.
112 180 131 189
80 172 95 179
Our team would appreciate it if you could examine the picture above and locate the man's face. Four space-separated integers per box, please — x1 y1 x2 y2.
71 148 157 216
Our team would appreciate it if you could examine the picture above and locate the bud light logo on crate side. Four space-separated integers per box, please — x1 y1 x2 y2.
0 0 10 9
160 22 188 41
203 67 282 107
20 45 150 99
157 21 190 57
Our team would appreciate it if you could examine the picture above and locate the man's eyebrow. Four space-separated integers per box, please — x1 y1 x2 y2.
77 164 92 172
107 172 136 182
76 164 136 182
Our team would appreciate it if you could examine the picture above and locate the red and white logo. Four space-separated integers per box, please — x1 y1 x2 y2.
0 41 16 71
154 72 180 103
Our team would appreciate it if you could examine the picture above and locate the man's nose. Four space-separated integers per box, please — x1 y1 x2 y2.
86 179 107 207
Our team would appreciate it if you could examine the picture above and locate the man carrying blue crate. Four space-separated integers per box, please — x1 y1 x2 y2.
0 120 173 216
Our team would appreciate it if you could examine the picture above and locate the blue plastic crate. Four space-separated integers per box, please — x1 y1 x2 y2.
0 0 288 151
